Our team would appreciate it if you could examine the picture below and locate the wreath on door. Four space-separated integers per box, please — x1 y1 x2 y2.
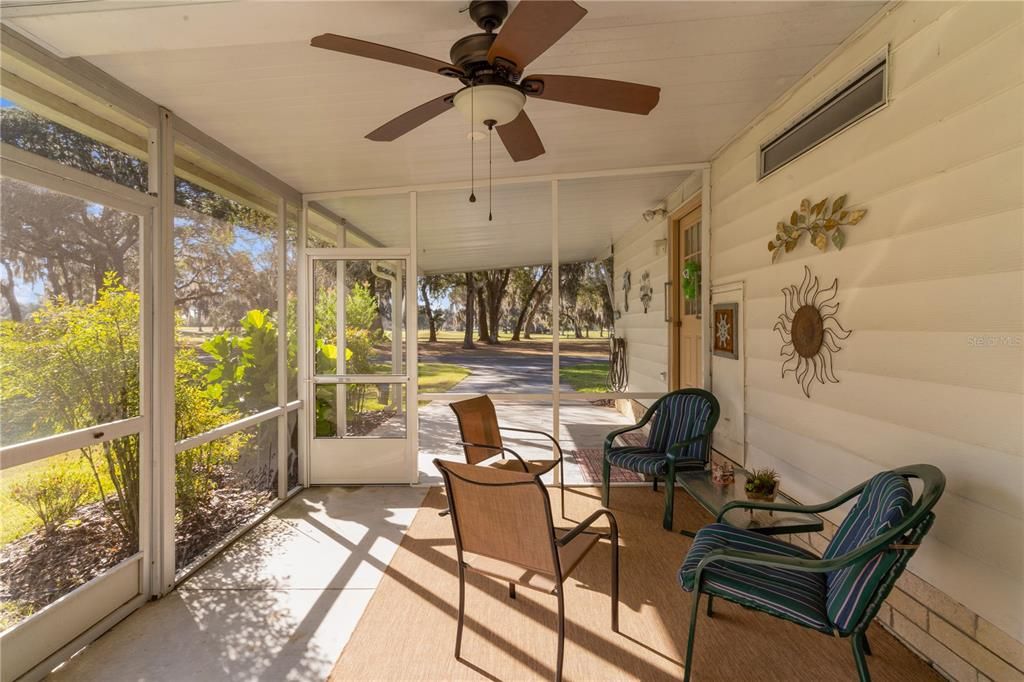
682 260 700 300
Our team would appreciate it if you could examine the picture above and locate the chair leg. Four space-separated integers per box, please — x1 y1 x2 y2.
555 588 566 682
509 582 516 600
601 458 612 507
682 590 702 682
455 566 466 659
652 477 658 492
663 462 677 531
611 526 620 633
560 468 566 520
706 595 714 617
851 631 871 682
862 631 872 656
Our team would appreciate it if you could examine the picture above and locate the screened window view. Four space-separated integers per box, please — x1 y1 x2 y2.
171 168 288 572
0 168 144 630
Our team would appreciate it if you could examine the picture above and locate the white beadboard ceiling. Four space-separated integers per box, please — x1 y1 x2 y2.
317 171 690 273
5 1 883 195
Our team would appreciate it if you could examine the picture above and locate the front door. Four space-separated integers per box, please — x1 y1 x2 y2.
306 251 417 484
678 206 702 388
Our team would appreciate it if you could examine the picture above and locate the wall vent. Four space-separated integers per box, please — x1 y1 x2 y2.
759 52 888 179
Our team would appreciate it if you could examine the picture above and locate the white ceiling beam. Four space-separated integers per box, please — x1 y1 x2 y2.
303 162 710 202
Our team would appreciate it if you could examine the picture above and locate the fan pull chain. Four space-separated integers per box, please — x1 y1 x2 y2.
486 120 494 221
468 87 476 204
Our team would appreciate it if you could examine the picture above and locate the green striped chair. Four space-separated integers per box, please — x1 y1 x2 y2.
677 464 945 682
602 389 720 530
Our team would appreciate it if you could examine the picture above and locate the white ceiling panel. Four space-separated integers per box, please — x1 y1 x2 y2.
317 171 690 274
4 1 883 193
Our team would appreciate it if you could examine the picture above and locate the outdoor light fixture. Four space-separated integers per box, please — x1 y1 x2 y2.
453 84 526 127
454 85 526 221
643 207 668 222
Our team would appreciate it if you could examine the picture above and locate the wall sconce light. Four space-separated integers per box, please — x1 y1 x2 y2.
643 207 668 222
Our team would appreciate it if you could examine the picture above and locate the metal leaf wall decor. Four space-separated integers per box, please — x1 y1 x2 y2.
768 195 867 262
774 266 852 398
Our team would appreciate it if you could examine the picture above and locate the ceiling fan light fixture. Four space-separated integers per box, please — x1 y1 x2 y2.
453 84 525 127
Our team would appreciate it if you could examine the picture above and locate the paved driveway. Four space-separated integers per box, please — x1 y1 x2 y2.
425 350 596 393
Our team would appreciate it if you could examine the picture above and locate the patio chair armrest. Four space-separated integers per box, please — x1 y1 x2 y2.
500 427 564 460
456 441 531 472
695 525 925 586
557 508 618 546
695 547 835 579
666 434 711 460
604 423 645 452
716 480 872 520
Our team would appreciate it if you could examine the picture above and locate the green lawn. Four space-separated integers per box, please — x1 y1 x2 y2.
561 361 610 393
418 362 471 393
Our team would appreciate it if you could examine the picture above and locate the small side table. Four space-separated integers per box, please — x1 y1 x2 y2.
676 467 823 537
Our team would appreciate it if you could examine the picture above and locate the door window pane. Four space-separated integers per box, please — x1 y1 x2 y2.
315 383 407 439
0 435 140 629
312 259 407 377
0 177 141 445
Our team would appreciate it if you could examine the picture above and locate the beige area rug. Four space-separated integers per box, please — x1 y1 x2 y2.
330 487 939 681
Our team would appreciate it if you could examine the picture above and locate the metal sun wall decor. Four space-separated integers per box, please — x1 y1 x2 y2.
774 266 852 398
639 271 653 313
768 194 867 263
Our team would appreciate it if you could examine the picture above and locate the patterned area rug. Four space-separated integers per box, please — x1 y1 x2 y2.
568 431 646 484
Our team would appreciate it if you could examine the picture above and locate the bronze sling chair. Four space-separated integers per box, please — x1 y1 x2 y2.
435 458 619 682
450 394 566 515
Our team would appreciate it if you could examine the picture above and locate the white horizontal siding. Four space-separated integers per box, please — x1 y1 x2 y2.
612 174 702 403
709 0 1024 643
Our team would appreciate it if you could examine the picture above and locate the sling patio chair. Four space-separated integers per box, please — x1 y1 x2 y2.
450 394 566 515
602 388 720 530
435 459 619 682
678 464 946 682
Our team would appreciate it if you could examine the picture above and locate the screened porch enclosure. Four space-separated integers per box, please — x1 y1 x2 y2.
303 170 701 487
0 45 703 674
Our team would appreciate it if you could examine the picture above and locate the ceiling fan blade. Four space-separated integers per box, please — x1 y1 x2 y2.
487 1 587 73
311 34 462 78
366 94 456 141
496 111 545 162
521 74 660 115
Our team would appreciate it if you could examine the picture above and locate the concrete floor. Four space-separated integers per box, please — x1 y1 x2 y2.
48 486 426 682
46 402 633 681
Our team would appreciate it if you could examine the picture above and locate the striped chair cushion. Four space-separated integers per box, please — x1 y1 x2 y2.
605 446 709 476
605 447 667 476
646 393 713 461
679 523 830 633
824 471 913 634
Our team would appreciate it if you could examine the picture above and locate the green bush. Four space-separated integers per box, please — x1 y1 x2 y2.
9 465 90 535
0 274 247 544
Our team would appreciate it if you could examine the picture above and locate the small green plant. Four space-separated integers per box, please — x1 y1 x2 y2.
744 468 780 497
9 465 91 535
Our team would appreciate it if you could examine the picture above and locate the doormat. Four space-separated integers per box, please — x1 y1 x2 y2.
568 431 647 484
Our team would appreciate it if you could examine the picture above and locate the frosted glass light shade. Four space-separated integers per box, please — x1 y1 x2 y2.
452 85 526 127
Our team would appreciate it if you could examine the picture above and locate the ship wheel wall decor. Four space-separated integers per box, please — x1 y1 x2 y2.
773 266 852 398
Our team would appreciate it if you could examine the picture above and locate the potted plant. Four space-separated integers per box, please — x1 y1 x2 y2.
744 468 780 502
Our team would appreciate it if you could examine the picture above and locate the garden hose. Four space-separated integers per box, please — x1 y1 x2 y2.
607 336 628 392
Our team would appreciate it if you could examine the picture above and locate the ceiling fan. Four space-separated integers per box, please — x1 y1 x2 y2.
311 0 661 162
